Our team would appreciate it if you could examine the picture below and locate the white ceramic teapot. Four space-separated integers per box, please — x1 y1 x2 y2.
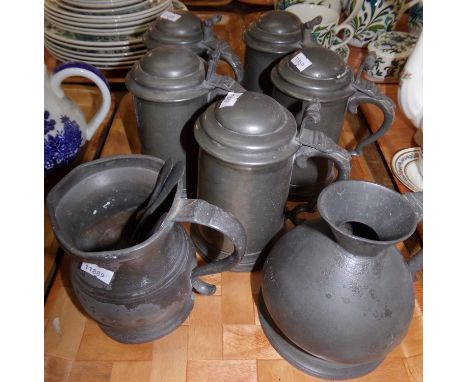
44 62 111 173
398 30 423 132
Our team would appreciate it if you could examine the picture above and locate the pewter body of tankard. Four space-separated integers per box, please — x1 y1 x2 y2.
271 46 395 201
126 45 242 196
242 10 304 95
191 91 351 271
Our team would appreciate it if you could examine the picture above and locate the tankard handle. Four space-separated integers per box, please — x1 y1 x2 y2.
204 48 245 102
50 62 111 141
289 129 352 225
347 53 396 156
202 15 243 82
172 199 247 296
203 39 244 82
286 127 351 225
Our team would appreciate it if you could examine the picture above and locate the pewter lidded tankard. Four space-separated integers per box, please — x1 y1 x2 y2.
242 10 304 95
47 155 246 344
143 10 243 81
271 46 395 200
191 91 352 271
126 45 242 196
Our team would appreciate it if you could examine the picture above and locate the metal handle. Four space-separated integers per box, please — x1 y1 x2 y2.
203 39 244 82
202 14 243 82
347 53 395 156
289 129 352 225
172 199 247 296
403 191 423 280
204 47 245 102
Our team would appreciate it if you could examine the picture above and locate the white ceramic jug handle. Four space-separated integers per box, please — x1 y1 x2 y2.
334 24 354 48
50 62 111 141
341 0 364 26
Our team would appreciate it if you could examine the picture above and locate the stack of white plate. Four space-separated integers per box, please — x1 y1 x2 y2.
44 0 177 70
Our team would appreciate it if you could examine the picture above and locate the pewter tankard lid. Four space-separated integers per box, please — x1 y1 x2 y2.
194 91 299 166
271 46 356 101
244 10 303 54
126 45 210 102
142 10 205 53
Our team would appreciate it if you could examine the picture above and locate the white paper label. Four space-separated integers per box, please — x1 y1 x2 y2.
160 11 181 22
81 262 114 285
219 92 243 108
291 52 312 72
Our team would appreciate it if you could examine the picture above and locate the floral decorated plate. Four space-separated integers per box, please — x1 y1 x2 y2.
57 0 153 15
45 37 146 56
45 21 145 47
45 14 152 36
61 0 144 8
45 0 169 22
45 41 145 62
391 147 423 192
44 8 161 28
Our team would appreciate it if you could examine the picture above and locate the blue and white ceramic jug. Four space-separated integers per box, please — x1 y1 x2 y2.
44 62 111 174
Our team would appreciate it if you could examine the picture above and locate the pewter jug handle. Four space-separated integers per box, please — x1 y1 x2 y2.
202 15 243 82
289 129 352 225
347 53 396 156
172 199 247 296
403 191 423 280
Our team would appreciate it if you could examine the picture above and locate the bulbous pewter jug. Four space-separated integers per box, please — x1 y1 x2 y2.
126 45 243 196
191 91 352 272
143 10 243 81
47 155 246 344
260 180 422 379
242 10 304 95
271 47 395 201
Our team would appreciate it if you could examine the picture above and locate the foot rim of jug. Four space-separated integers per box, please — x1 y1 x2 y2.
257 291 384 380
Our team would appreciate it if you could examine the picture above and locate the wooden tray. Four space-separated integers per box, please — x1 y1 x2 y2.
44 85 116 292
44 92 422 382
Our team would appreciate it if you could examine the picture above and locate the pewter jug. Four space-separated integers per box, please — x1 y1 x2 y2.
271 47 395 200
260 180 422 379
143 10 243 81
242 10 304 95
191 91 351 271
47 155 246 344
126 45 242 196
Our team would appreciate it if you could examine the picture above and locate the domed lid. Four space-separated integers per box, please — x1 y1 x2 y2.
126 45 210 102
271 46 355 101
244 10 303 54
142 10 205 53
195 91 299 166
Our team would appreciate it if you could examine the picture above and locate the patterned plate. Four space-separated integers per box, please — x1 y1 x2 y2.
45 0 168 22
391 147 423 192
45 21 145 47
61 0 144 8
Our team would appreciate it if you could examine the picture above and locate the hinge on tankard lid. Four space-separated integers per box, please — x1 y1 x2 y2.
350 52 395 113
